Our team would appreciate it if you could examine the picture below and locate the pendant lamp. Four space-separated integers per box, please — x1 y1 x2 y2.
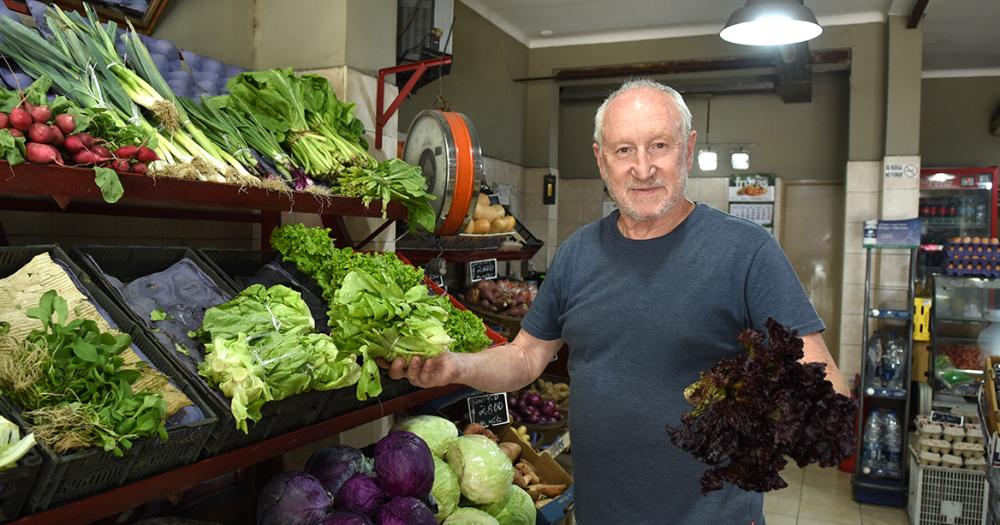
720 0 822 46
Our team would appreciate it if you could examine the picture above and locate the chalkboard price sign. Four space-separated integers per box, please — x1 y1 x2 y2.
930 410 964 426
467 392 510 427
469 258 498 283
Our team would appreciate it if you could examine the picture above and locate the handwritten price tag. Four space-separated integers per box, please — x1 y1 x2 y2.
467 392 510 427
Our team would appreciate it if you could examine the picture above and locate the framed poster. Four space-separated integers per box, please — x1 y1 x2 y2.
729 174 776 202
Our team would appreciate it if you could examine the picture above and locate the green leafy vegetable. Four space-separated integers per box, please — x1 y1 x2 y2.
93 167 124 204
150 309 167 322
0 128 25 165
334 159 436 233
196 284 360 432
0 416 35 471
442 304 492 354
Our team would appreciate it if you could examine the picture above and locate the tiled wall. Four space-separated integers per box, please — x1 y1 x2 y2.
522 168 560 270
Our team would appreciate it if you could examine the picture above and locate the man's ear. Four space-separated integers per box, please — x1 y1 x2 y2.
685 130 698 171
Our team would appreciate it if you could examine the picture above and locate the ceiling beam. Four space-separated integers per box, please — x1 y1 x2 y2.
774 42 812 103
908 0 930 28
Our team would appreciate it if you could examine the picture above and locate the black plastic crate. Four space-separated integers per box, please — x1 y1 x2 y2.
195 248 330 332
0 245 217 511
0 411 42 523
71 246 328 456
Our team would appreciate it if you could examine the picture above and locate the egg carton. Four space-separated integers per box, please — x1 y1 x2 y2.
943 425 966 442
919 438 952 454
964 424 986 445
941 453 964 469
953 441 986 458
916 417 944 440
963 455 988 472
918 450 942 466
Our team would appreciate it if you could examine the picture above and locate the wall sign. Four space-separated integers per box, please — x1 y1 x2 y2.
884 162 919 179
467 392 510 427
469 258 498 283
729 174 775 202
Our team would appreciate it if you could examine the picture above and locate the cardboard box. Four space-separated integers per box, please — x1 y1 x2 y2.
500 427 574 525
912 341 931 382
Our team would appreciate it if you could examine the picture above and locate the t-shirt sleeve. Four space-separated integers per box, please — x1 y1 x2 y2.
520 239 573 341
745 235 826 336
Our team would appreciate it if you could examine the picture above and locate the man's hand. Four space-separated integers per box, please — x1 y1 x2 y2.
378 352 466 389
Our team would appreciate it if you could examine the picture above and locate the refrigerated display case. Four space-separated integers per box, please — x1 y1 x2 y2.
919 167 999 278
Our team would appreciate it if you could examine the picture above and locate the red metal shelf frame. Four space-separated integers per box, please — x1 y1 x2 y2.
9 384 465 525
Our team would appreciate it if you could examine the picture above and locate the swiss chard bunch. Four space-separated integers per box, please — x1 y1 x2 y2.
667 319 857 494
334 159 437 233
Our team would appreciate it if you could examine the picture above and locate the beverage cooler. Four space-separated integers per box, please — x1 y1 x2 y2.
918 166 999 275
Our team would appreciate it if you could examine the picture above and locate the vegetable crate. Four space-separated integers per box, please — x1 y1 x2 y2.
0 415 41 523
0 246 217 512
72 246 328 456
908 451 989 525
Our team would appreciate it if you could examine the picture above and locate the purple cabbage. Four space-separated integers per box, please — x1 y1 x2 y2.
314 512 374 525
306 445 374 496
373 432 434 499
375 497 437 525
335 473 386 516
256 472 332 525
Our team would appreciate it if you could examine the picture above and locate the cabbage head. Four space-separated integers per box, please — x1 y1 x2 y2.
392 415 458 458
445 435 514 505
479 485 535 525
431 456 461 521
442 508 500 525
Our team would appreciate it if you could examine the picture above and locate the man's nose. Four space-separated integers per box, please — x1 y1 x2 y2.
630 149 656 180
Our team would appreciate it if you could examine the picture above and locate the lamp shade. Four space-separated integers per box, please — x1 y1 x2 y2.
720 0 822 46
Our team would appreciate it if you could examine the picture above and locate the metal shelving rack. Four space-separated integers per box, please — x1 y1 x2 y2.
852 246 917 507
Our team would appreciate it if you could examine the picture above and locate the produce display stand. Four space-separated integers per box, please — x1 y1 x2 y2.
5 384 465 525
0 162 490 524
0 162 405 250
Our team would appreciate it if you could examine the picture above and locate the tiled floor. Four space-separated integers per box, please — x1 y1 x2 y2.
764 463 909 525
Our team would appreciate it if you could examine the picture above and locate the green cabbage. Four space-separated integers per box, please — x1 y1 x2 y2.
479 485 535 525
392 415 458 458
445 435 515 505
431 456 461 521
443 507 500 525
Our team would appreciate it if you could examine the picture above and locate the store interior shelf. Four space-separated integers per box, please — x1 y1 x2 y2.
0 161 406 219
397 247 541 265
864 387 909 400
868 309 912 320
8 384 464 525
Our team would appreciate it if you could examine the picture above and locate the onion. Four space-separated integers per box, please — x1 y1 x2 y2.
27 122 53 144
53 114 75 135
28 105 51 124
9 107 31 131
26 142 63 165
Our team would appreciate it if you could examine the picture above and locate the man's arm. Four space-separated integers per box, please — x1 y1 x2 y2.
385 329 564 393
801 333 850 397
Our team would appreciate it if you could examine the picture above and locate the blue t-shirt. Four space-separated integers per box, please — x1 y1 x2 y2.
521 204 824 525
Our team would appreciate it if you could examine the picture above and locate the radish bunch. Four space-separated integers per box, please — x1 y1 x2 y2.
3 101 157 172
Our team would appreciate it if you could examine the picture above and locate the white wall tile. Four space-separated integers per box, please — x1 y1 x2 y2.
873 285 909 309
846 161 881 192
844 221 865 254
877 252 912 288
684 179 702 201
844 191 879 222
700 177 729 205
842 251 869 286
840 313 864 353
881 188 919 219
841 283 866 316
839 343 862 378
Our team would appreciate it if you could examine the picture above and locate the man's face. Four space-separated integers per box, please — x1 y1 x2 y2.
593 88 697 223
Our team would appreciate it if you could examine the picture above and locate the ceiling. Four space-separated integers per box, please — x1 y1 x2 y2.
460 0 1000 76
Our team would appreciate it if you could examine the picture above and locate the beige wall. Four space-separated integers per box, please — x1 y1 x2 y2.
153 0 255 69
558 73 850 181
921 76 1000 168
398 1 529 166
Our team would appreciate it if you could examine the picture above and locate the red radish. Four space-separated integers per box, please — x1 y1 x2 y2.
114 145 139 159
109 159 130 172
28 105 51 124
77 132 95 148
132 162 147 174
49 125 64 146
27 122 53 144
64 134 85 153
136 146 158 163
26 142 63 165
91 145 111 160
72 150 100 165
53 114 74 134
0 112 8 129
9 107 31 131
8 128 22 138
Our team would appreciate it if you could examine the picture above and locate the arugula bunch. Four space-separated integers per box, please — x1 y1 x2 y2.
0 290 167 457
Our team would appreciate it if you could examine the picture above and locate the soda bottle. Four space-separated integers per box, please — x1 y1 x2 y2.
860 410 884 475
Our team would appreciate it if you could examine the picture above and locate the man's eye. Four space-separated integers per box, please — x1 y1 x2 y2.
616 147 631 154
652 142 667 150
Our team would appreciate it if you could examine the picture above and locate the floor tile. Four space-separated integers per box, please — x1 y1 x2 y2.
798 485 862 525
764 491 801 517
803 466 854 491
860 504 908 525
763 513 796 525
801 519 864 525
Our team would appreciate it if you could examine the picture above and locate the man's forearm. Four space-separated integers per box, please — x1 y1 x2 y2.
458 342 545 394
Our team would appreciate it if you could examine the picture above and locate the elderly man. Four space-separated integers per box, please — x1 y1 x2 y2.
385 79 847 524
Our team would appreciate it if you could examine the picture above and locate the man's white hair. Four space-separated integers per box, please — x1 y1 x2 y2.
592 79 693 148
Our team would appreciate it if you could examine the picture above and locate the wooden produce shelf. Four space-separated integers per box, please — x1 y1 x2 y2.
9 384 465 525
397 247 541 265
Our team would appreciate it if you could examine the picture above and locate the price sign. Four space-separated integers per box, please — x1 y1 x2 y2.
469 258 498 283
930 410 964 426
467 392 510 427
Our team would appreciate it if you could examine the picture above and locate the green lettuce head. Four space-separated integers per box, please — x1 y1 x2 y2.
442 507 500 525
392 415 459 458
445 435 515 505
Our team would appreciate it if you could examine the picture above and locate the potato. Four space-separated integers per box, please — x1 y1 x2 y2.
472 218 492 234
499 442 522 462
463 219 476 234
490 216 508 233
